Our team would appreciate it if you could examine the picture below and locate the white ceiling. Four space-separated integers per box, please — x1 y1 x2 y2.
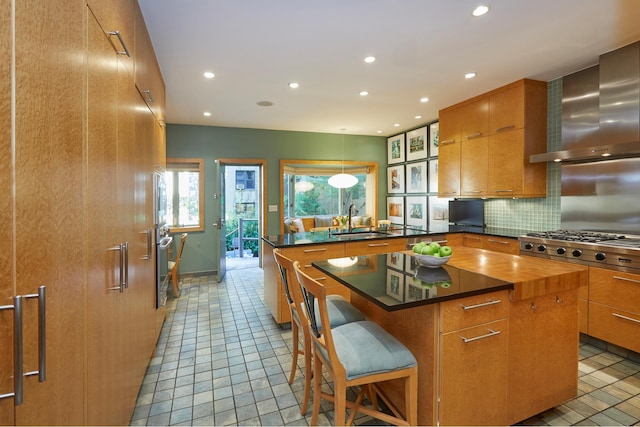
138 0 640 137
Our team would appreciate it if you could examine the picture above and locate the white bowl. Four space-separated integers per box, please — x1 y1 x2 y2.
413 253 451 268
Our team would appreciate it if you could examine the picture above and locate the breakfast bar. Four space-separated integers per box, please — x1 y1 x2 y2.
311 246 588 426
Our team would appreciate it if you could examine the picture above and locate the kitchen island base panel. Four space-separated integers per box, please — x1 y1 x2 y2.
350 293 439 426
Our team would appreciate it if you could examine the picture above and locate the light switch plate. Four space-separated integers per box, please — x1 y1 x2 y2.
268 205 278 212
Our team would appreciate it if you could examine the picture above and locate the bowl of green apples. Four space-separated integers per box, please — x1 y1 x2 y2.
412 241 453 268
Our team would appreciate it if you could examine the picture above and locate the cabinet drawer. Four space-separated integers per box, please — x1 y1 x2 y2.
589 267 640 313
483 236 519 255
282 243 344 263
344 238 406 256
461 234 483 248
588 302 640 353
440 290 509 333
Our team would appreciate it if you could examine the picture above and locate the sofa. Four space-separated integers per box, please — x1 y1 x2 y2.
283 215 374 233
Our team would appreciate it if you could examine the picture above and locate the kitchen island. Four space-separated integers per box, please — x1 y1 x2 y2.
312 247 588 426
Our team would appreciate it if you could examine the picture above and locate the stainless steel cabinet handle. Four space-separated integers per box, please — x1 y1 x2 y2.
23 286 46 382
461 299 501 310
494 189 514 193
108 245 124 292
123 242 129 288
0 296 24 404
315 277 327 281
495 125 515 132
612 275 640 285
141 89 154 103
466 190 482 193
612 312 640 324
367 243 389 247
461 329 501 343
440 139 456 145
303 248 328 253
463 235 481 241
140 229 152 260
108 30 131 56
466 132 483 139
487 239 509 245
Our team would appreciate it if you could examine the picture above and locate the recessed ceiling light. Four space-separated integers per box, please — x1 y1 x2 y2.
203 71 215 79
394 123 400 127
415 115 422 119
359 90 369 96
420 97 429 103
465 72 477 79
364 56 376 63
376 130 382 134
472 5 490 17
203 112 211 117
288 82 299 89
256 101 274 107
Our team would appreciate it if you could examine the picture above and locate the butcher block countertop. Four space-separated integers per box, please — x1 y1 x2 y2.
442 246 588 300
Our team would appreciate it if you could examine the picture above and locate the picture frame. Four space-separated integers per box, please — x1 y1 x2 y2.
386 252 405 270
385 268 405 302
405 254 419 275
387 134 405 164
406 196 427 229
429 196 451 232
387 165 405 193
406 161 428 193
428 159 439 193
387 196 404 224
405 282 425 302
406 126 428 161
429 122 439 157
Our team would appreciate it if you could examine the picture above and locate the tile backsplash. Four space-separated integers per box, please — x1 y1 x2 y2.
484 78 562 232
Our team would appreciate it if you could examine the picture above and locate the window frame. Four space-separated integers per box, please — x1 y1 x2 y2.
166 157 205 233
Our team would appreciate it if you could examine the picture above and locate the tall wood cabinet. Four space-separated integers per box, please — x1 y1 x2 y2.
1 0 166 424
438 79 547 198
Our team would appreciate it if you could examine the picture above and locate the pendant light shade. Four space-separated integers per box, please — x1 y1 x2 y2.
327 256 358 268
329 129 358 189
294 180 314 192
328 173 358 188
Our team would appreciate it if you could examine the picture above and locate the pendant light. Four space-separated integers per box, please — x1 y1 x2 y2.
329 130 358 189
294 179 314 192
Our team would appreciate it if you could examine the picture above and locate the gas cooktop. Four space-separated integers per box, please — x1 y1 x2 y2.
525 230 627 243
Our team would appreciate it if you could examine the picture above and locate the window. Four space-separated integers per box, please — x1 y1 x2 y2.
166 158 204 232
235 170 255 190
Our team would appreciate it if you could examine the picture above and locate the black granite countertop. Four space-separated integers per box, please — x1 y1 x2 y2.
312 252 513 311
261 226 440 248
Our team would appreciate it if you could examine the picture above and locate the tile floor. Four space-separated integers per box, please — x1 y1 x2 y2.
130 265 640 426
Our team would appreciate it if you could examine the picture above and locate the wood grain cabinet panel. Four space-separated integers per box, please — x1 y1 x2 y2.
438 139 461 197
507 290 578 424
343 238 406 256
438 79 547 198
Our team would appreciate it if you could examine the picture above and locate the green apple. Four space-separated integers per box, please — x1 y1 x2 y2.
413 242 426 253
433 252 442 257
439 246 453 257
428 242 441 251
440 282 451 288
421 245 439 255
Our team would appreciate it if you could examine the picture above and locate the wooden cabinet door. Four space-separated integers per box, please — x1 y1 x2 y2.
134 1 166 122
490 85 525 133
439 319 509 426
86 10 129 425
10 1 86 425
438 140 460 197
87 0 135 74
0 0 14 422
460 137 488 196
439 107 461 144
507 291 579 424
459 99 489 140
488 130 525 196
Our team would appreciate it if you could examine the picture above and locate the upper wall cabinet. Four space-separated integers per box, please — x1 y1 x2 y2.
438 79 547 199
87 0 136 75
134 1 166 122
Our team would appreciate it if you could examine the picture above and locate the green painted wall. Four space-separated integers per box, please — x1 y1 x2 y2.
165 124 387 275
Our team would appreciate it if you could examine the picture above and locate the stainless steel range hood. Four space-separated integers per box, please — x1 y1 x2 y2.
530 41 640 164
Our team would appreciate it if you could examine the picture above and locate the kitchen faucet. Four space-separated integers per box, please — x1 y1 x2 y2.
348 204 356 233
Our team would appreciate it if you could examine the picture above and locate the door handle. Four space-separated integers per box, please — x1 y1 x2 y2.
0 296 24 405
23 286 46 383
108 245 124 292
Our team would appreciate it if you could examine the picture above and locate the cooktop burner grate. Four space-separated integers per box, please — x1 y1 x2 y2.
526 230 627 243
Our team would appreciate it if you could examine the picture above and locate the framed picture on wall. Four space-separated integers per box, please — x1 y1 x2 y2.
387 196 404 224
386 268 405 302
406 126 428 161
386 252 405 270
428 196 451 232
387 134 405 164
406 161 428 193
405 254 419 275
405 282 424 302
428 159 439 193
429 122 439 157
387 165 405 193
406 196 427 229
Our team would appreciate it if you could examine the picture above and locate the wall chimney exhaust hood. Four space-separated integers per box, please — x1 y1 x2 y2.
530 41 640 164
